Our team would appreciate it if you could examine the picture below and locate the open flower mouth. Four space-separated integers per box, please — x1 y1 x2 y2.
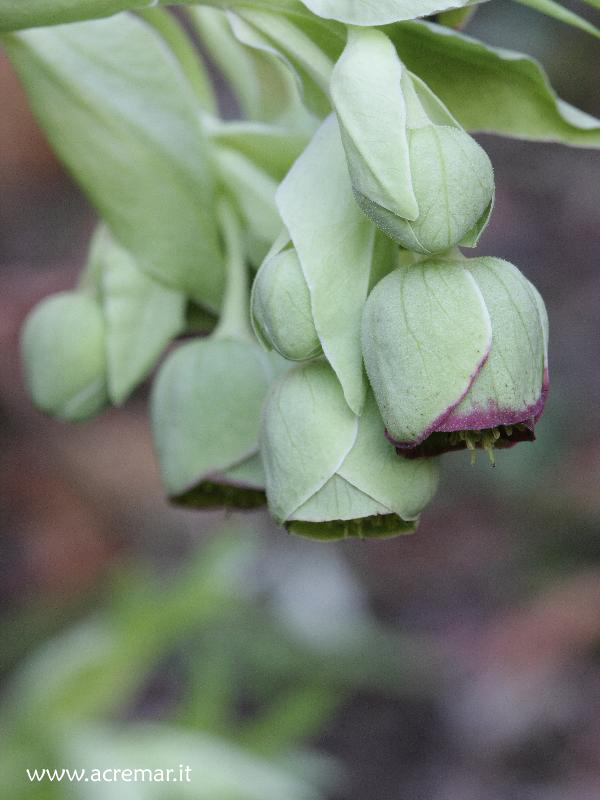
396 424 535 462
171 481 266 510
286 513 417 541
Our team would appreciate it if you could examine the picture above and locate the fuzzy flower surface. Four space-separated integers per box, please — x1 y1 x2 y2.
362 256 549 459
260 360 439 539
21 291 108 421
330 27 494 255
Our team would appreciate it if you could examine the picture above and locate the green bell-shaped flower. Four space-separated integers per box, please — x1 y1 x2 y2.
330 27 494 254
362 256 549 459
151 199 274 509
151 336 273 508
21 291 108 421
260 360 439 539
251 245 322 361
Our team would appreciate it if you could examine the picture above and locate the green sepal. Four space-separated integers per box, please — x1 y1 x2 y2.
151 337 272 499
447 257 547 422
362 260 492 445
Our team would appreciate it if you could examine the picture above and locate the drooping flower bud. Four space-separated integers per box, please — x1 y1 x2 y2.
150 197 277 509
260 360 439 539
151 337 273 508
330 28 494 254
251 246 322 361
362 256 549 459
21 291 108 421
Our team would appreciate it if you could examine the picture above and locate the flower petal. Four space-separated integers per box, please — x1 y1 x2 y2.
151 337 272 497
362 259 492 446
260 360 358 523
440 257 547 430
330 28 418 221
339 392 440 520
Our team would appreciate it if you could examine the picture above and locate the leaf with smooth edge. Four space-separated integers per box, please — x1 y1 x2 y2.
0 1 317 33
442 258 546 427
362 261 492 445
215 147 282 244
387 20 600 147
96 228 185 406
339 393 440 520
512 0 600 39
190 7 314 128
228 9 339 118
299 0 483 25
4 14 224 308
277 115 375 414
260 360 358 522
205 118 310 181
437 6 478 27
330 28 418 220
151 338 272 496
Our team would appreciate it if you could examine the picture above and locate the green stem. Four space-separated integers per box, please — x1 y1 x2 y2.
134 8 217 114
213 199 252 341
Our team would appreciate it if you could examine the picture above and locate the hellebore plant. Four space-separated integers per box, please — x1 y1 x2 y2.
9 1 600 540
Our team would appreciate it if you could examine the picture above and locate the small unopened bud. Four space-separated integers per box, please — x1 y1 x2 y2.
331 28 494 254
21 292 107 421
251 248 322 361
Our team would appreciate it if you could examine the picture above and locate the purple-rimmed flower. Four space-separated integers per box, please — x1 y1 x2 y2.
362 256 549 460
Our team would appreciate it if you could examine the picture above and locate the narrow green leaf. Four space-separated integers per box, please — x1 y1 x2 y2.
205 118 310 180
188 6 313 127
215 146 283 244
228 8 342 118
387 20 600 147
4 14 224 307
0 1 315 33
134 7 218 112
512 0 600 37
437 7 478 27
299 0 484 25
94 227 185 405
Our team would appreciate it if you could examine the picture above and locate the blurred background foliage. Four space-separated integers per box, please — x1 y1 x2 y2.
1 2 600 798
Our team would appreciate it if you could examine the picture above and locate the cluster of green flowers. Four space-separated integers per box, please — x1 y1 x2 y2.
16 7 559 541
